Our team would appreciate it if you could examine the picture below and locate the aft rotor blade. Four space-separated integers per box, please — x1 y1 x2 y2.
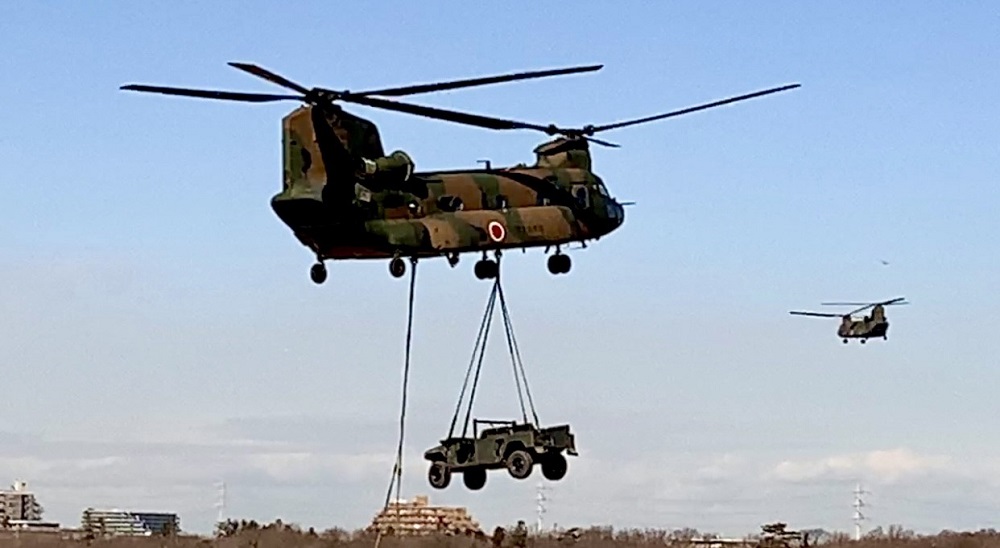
119 84 301 103
846 303 879 316
340 93 555 132
585 136 621 148
228 62 311 95
350 64 603 97
586 83 801 134
789 311 841 318
823 298 908 307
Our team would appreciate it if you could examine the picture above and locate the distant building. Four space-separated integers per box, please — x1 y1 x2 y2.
0 481 45 523
80 508 179 536
368 495 481 536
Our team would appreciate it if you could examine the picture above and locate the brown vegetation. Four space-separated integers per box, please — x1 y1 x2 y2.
3 522 1000 548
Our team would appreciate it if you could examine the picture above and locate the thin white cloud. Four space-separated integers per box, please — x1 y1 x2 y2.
770 448 952 484
245 451 396 483
7 421 1000 538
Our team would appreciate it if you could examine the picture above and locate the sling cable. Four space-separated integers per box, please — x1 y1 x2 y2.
422 252 576 492
374 256 417 548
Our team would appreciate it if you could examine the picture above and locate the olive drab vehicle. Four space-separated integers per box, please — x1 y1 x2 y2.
757 523 810 548
120 62 800 283
789 297 909 344
423 419 578 491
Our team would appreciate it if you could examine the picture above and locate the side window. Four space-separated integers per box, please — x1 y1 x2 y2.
495 194 509 210
436 195 464 212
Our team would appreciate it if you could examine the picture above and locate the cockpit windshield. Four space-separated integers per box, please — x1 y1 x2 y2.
592 178 610 198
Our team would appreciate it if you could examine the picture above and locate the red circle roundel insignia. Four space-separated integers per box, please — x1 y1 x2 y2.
487 220 506 242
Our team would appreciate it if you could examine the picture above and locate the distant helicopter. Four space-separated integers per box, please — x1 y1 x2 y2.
789 297 909 344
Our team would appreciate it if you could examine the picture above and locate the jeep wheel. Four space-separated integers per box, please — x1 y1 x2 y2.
505 449 534 480
428 462 451 489
541 453 568 481
463 468 487 490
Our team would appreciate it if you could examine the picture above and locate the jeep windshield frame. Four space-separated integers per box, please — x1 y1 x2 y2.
473 418 518 438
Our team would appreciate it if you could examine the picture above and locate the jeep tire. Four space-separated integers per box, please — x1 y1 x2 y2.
541 453 568 481
463 467 487 490
505 449 534 480
428 462 451 489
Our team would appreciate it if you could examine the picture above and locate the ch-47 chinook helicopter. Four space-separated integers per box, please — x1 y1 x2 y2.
120 62 800 283
789 297 909 344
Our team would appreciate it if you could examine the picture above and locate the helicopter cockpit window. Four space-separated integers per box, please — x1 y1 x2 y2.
572 185 590 207
496 194 509 210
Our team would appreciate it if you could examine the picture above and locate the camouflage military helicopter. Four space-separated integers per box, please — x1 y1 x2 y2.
120 62 800 283
789 297 909 344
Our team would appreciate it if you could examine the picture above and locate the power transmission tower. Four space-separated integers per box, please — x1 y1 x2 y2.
214 481 227 525
536 481 549 533
853 483 870 540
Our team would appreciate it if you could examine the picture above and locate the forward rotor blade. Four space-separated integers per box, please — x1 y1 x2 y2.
339 93 554 132
119 84 301 103
351 64 603 97
228 62 311 95
789 311 841 318
586 83 801 134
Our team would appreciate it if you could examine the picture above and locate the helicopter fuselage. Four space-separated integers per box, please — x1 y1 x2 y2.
273 105 626 281
836 314 889 343
271 168 625 258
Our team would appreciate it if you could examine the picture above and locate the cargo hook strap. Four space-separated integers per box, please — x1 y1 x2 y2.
447 256 539 440
374 256 418 548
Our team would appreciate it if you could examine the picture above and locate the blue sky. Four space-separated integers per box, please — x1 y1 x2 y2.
2 0 1000 537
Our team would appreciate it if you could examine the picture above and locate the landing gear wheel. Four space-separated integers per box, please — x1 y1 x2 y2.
541 453 568 481
474 259 498 280
310 263 327 285
389 257 406 278
462 467 487 490
547 254 571 275
447 253 460 268
428 462 451 489
860 339 866 344
505 449 534 480
843 339 849 344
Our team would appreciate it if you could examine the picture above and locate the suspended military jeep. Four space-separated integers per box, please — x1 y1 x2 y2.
424 419 578 490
